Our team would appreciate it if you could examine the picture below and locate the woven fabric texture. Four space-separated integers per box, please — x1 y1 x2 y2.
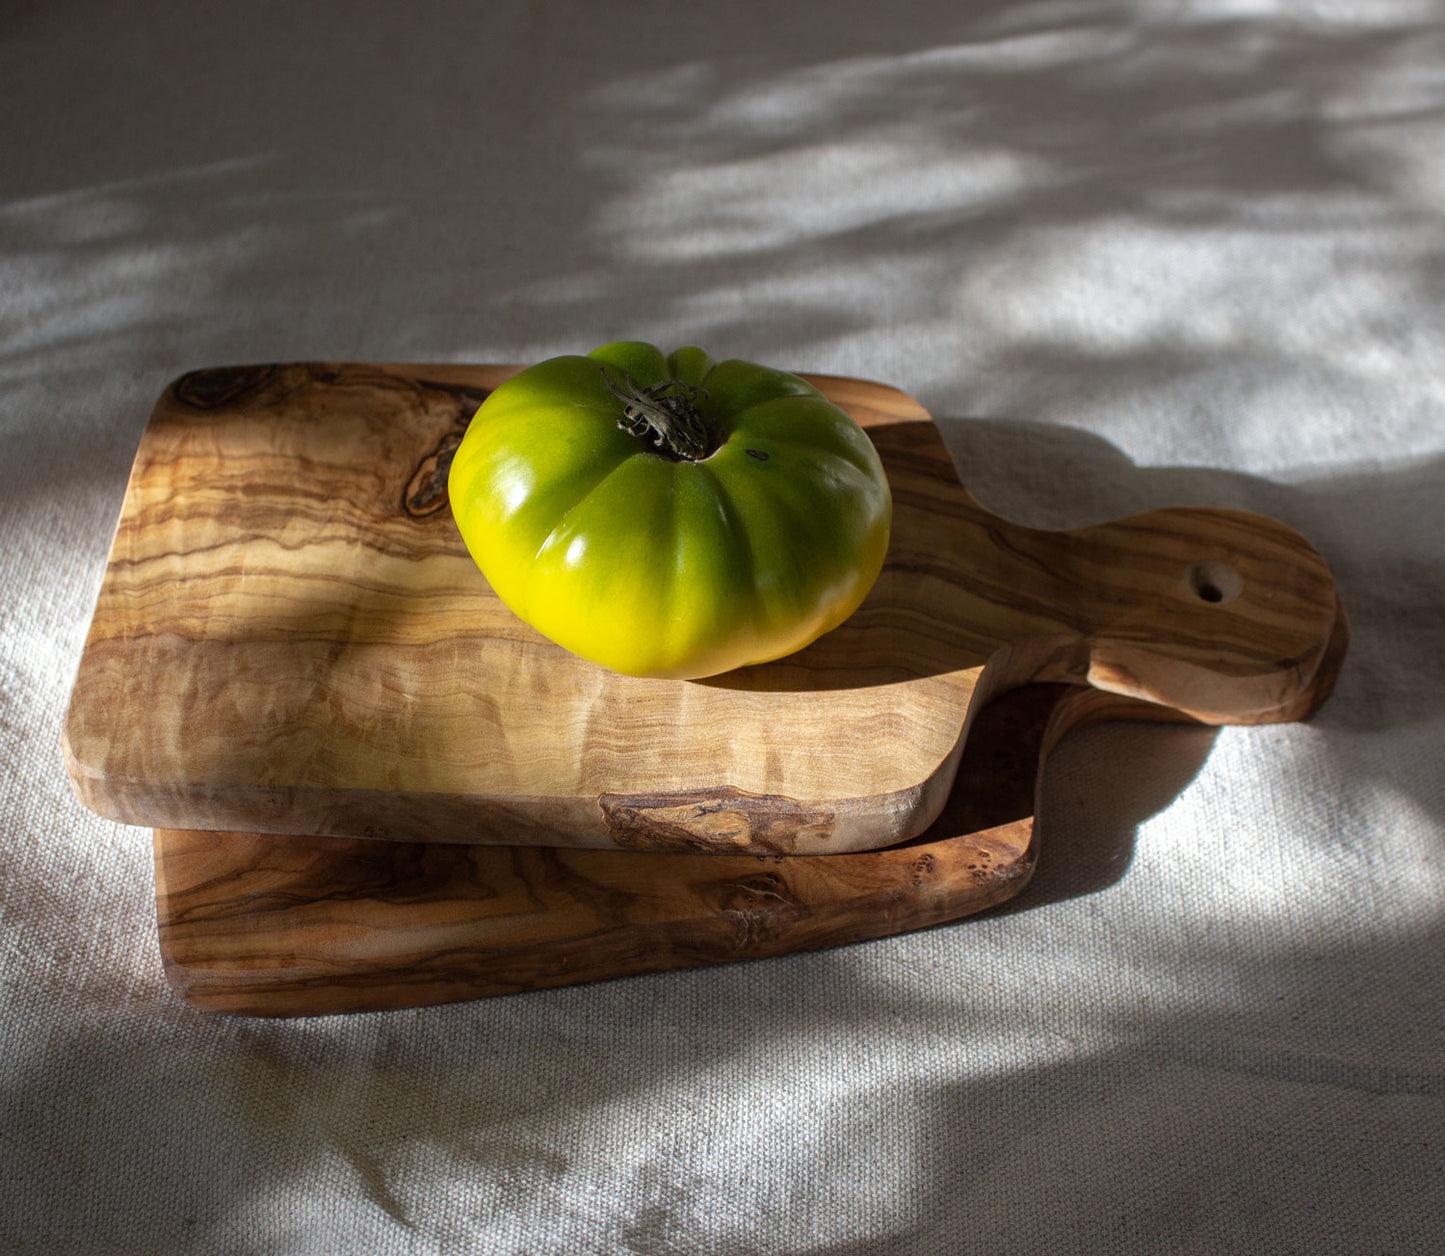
2 3 1442 1252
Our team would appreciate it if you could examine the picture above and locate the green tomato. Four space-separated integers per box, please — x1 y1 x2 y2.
447 341 892 679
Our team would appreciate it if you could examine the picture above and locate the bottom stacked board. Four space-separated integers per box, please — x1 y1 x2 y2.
154 685 1167 1016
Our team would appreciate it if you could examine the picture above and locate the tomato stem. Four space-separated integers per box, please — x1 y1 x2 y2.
602 368 718 461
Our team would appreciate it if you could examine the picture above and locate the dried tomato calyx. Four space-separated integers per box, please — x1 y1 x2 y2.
602 368 718 461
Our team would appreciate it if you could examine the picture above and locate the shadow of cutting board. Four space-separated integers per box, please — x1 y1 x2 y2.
63 363 1342 858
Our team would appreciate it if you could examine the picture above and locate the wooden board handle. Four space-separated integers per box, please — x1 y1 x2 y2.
798 416 1339 724
989 504 1339 722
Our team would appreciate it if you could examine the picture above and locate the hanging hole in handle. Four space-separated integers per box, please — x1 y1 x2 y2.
1187 560 1243 605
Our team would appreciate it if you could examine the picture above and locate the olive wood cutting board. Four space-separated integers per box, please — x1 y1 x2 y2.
154 597 1345 1017
64 362 1342 857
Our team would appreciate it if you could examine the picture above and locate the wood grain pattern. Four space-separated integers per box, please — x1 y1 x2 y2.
150 597 1347 1017
65 363 1342 854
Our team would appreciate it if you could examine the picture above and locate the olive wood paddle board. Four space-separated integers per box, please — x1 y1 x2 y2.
154 597 1345 1017
63 363 1342 857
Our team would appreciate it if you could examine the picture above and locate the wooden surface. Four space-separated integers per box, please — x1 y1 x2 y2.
151 597 1347 1017
65 363 1342 854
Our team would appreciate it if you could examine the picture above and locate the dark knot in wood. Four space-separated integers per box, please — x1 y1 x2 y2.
173 364 276 410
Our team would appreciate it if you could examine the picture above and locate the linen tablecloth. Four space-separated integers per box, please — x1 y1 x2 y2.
3 3 1442 1251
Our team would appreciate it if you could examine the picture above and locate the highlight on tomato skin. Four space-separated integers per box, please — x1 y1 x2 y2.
447 342 893 680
